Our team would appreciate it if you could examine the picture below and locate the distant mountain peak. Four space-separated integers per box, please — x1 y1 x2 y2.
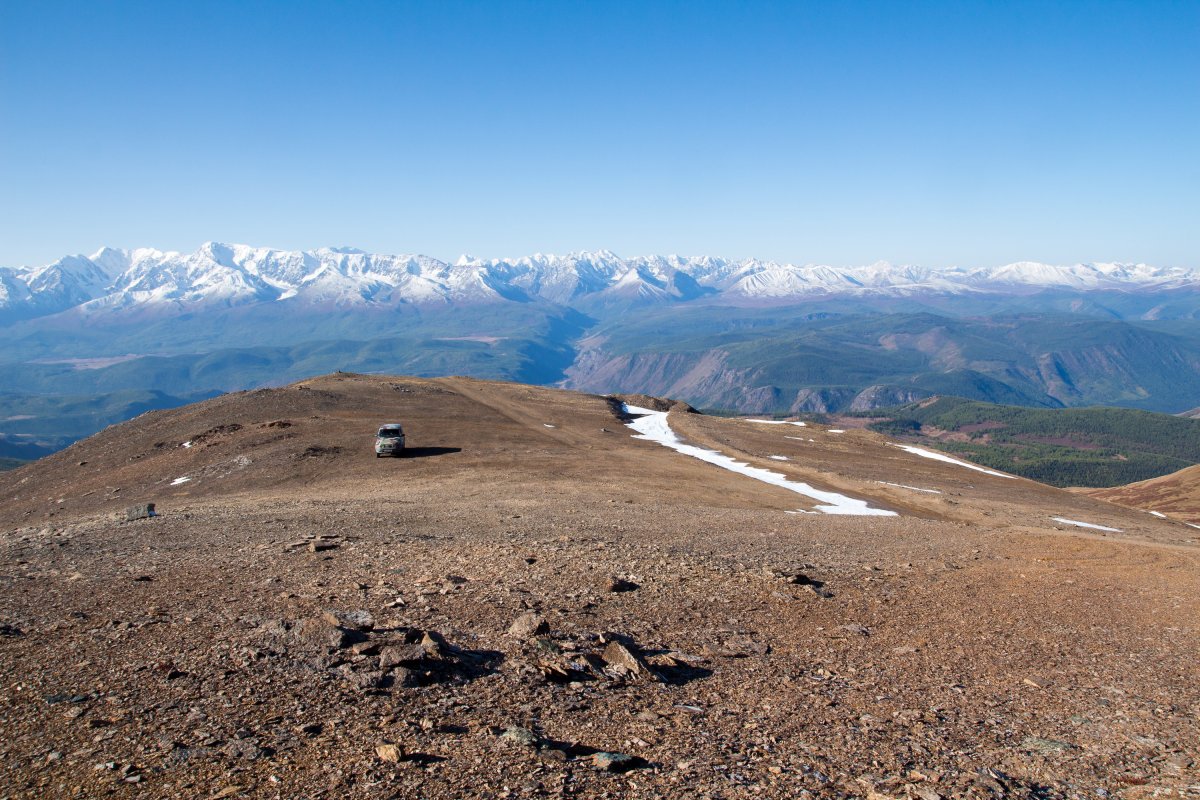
0 244 1195 320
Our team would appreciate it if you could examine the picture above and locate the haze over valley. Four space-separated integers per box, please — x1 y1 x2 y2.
2 243 1199 471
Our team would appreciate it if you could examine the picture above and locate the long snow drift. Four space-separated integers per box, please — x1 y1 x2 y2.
623 405 896 517
891 444 1016 479
1052 517 1122 533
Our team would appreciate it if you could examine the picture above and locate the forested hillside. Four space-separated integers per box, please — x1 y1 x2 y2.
852 397 1200 487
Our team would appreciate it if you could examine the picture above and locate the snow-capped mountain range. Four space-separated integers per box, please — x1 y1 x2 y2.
1 243 1197 320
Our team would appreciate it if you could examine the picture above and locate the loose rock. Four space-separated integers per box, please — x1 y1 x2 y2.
507 611 549 639
376 743 403 762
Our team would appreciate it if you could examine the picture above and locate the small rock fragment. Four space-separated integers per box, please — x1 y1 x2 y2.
379 643 428 668
321 609 375 632
604 576 639 593
592 751 636 772
124 503 155 522
1021 736 1076 754
499 726 539 747
723 635 769 656
507 612 549 639
601 640 657 680
376 743 403 763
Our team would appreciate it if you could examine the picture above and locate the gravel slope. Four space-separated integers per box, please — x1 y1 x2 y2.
0 373 1197 799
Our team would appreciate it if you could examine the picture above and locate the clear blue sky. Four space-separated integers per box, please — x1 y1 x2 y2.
1 1 1197 268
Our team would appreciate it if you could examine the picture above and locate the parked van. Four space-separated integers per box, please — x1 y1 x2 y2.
374 423 406 457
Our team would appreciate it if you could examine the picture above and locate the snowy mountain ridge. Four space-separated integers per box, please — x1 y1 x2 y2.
1 243 1196 319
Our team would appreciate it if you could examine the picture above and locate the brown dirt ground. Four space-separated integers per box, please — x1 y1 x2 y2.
1084 464 1200 525
0 373 1197 799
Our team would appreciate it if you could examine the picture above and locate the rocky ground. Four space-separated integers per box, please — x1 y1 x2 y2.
1084 464 1200 523
0 373 1197 799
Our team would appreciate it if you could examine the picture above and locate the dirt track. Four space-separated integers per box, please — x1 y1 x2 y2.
1 373 1197 798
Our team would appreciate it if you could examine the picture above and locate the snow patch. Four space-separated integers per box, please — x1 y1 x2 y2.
623 405 896 517
170 477 191 486
543 424 556 428
826 429 845 434
892 444 1015 479
1051 517 1122 532
746 419 806 427
877 481 942 494
181 441 192 448
768 455 789 461
1149 511 1166 518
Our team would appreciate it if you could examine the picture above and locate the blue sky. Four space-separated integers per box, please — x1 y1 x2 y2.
1 1 1197 268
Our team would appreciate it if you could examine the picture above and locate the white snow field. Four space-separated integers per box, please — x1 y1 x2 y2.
746 419 807 427
624 405 896 517
7 243 1197 319
891 444 1016 479
877 481 943 494
1051 517 1122 532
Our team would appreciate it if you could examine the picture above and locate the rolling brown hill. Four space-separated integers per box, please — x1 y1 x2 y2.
1 373 1197 799
1084 463 1200 524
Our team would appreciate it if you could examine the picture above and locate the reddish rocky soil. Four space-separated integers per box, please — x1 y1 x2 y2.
0 373 1197 799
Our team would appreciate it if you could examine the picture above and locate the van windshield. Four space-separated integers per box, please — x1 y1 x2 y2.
377 428 403 438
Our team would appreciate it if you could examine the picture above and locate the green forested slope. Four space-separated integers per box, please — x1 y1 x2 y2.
858 397 1200 487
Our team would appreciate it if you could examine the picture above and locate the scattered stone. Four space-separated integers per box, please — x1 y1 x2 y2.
1021 736 1076 754
348 640 381 656
347 670 388 690
839 624 870 637
507 612 549 639
379 642 429 667
722 635 769 656
592 751 637 772
499 726 539 747
601 640 658 680
124 503 156 522
635 710 661 722
296 616 369 650
605 576 639 592
539 747 569 762
321 609 375 631
308 541 339 553
222 739 262 760
376 742 404 763
0 623 24 637
762 566 822 586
